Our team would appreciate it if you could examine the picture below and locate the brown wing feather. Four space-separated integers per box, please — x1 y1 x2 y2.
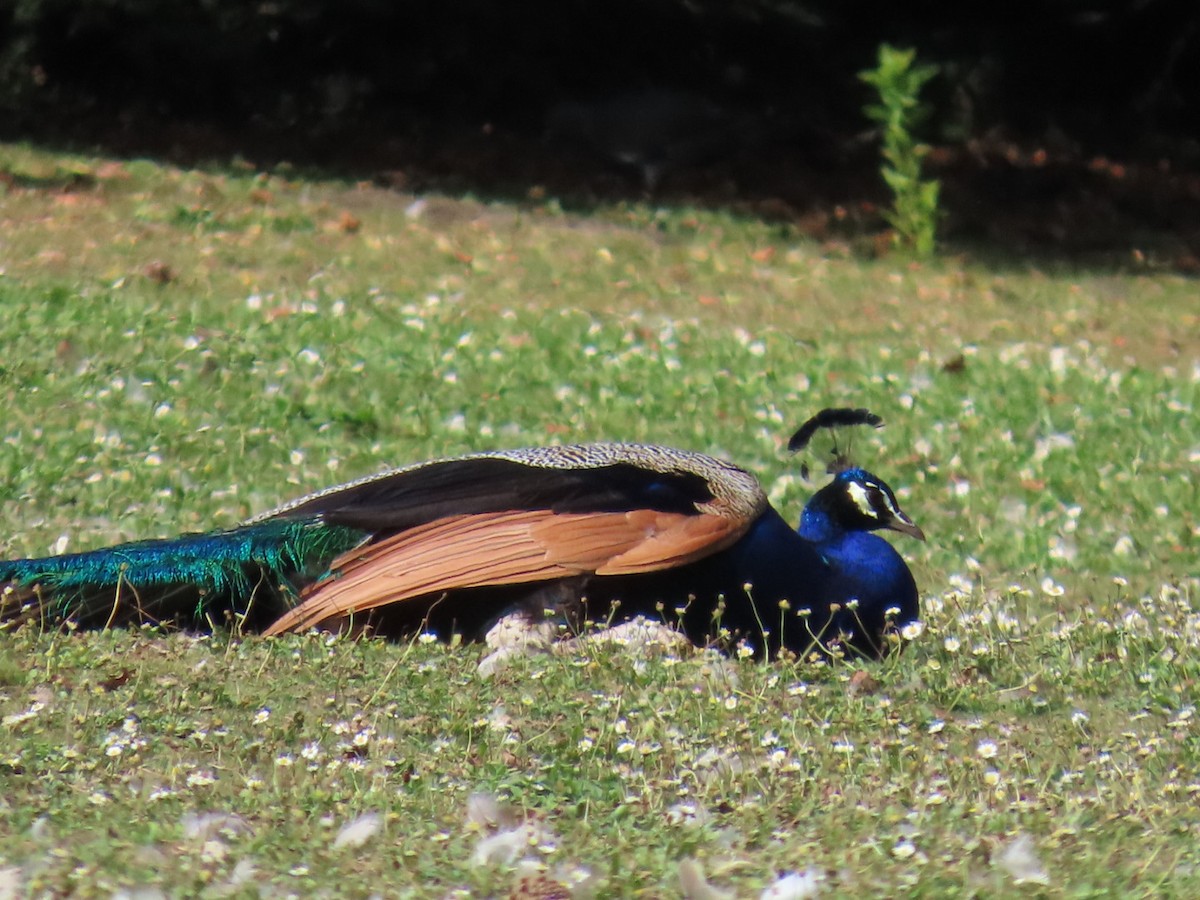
263 507 752 635
597 514 746 574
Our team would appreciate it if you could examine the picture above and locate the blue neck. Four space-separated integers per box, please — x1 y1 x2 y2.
798 503 838 542
798 486 918 640
718 506 917 658
798 496 906 588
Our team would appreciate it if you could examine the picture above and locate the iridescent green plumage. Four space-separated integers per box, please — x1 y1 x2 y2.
0 519 365 630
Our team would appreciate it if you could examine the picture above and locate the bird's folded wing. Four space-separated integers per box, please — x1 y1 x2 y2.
254 444 767 530
263 508 749 635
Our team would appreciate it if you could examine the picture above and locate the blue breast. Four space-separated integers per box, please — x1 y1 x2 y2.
721 510 916 655
579 505 916 658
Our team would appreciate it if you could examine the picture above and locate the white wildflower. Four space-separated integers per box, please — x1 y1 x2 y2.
995 833 1050 885
1040 577 1065 597
760 868 823 899
678 858 734 900
333 812 382 849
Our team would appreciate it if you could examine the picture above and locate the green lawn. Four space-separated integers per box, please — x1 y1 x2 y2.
0 143 1197 897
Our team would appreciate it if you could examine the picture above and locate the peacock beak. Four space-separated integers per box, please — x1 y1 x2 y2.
888 511 926 542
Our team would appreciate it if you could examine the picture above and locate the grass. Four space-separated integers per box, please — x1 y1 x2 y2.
0 142 1198 896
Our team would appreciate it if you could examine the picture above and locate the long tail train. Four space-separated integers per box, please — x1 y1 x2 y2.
0 520 366 631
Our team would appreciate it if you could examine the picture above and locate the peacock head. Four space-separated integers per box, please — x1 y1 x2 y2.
805 468 925 541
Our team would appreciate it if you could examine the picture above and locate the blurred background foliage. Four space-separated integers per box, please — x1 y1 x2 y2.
2 1 1196 153
1 0 1198 261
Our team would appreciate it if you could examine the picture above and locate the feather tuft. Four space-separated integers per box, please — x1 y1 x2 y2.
788 407 883 479
787 408 883 453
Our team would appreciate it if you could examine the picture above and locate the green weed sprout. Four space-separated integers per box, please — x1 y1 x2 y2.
860 45 941 257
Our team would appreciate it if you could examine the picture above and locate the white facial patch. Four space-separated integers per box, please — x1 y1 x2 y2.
846 480 880 519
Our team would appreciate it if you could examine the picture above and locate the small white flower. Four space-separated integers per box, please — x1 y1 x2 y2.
334 812 382 849
1040 577 1065 597
995 833 1050 885
760 869 823 899
977 740 999 759
465 793 507 832
2 705 42 728
471 822 546 867
1049 346 1068 376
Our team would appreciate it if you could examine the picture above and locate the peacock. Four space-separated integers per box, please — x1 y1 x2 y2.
0 409 924 658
